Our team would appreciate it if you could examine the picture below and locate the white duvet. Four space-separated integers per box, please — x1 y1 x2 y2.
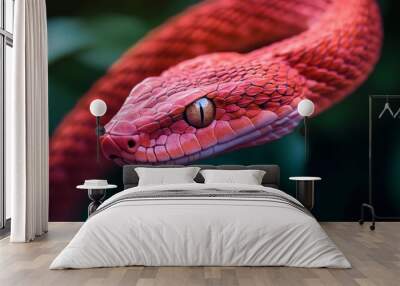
50 183 350 269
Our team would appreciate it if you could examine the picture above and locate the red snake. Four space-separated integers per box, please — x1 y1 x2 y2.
50 0 382 220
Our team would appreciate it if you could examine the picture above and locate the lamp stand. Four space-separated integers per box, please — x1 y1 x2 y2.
304 116 309 166
95 116 105 163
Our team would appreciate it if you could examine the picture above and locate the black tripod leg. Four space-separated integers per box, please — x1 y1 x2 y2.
359 204 365 225
369 206 375 231
359 203 376 231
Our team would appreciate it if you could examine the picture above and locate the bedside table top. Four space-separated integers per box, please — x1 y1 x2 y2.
289 176 322 181
77 184 117 190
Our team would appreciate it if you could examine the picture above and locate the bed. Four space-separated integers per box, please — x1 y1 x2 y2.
50 165 350 269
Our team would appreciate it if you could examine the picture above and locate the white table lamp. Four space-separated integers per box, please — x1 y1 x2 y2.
298 99 315 117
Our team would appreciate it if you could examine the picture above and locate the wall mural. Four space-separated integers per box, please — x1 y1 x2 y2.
48 0 391 221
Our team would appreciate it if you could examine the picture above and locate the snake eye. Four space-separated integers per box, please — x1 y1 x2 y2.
184 97 216 128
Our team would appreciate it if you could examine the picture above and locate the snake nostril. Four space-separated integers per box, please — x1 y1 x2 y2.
109 154 118 160
127 139 136 148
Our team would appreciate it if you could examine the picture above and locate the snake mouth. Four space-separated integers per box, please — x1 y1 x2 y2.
101 108 301 166
100 136 130 166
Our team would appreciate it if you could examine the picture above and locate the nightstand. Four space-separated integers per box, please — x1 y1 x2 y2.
289 177 321 210
77 181 117 216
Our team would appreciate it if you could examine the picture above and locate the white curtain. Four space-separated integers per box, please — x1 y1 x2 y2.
8 0 49 242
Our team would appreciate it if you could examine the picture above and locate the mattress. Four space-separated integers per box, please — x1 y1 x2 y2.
50 183 350 269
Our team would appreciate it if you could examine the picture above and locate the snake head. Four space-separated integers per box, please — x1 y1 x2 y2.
101 57 306 165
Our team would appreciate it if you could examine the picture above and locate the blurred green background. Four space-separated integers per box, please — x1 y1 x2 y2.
47 0 400 220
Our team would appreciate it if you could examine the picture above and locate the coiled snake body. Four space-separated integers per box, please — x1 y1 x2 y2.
50 0 382 220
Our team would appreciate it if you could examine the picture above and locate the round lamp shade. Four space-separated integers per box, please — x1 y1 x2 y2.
90 99 107 117
297 99 315 117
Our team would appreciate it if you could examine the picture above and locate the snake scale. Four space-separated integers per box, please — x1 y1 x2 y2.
50 0 382 220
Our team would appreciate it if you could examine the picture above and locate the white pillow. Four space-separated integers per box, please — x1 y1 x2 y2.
200 169 266 185
135 167 200 186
